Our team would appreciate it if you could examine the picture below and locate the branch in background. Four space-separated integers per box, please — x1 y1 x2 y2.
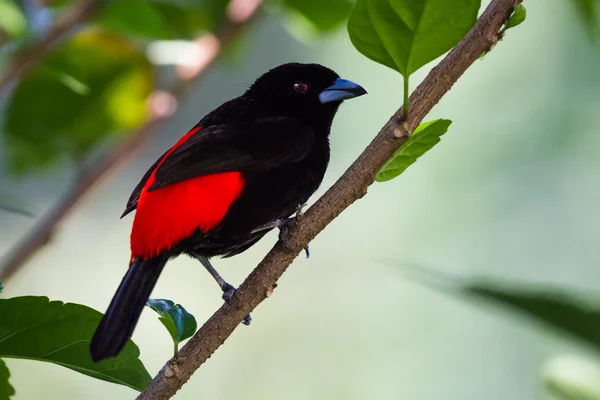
0 0 263 282
136 0 521 398
0 0 105 98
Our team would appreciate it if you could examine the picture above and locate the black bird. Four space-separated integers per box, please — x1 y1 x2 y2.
90 62 366 362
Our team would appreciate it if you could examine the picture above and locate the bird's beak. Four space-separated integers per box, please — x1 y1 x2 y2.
319 78 367 104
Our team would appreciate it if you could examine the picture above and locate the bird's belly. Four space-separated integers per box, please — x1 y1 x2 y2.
223 166 320 232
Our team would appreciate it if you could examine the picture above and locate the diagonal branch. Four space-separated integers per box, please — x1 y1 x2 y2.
0 1 263 282
136 0 522 399
0 0 105 98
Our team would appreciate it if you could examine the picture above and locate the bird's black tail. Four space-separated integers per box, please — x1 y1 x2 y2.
90 255 168 362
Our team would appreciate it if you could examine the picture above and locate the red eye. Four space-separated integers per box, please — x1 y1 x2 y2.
293 81 309 93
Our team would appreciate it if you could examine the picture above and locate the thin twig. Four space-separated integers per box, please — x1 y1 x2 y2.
0 2 263 281
0 0 105 98
136 0 520 399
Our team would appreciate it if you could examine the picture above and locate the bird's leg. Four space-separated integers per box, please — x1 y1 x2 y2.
192 253 251 326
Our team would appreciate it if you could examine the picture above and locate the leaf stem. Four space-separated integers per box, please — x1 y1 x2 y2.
173 341 179 359
403 75 409 121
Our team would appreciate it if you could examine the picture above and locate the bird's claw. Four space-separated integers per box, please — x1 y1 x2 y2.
221 283 237 307
278 218 295 252
277 217 311 258
221 283 251 325
295 204 306 221
251 213 311 257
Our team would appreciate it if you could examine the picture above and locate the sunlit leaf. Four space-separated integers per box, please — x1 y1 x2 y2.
0 0 27 39
0 296 151 391
146 299 197 354
505 4 527 30
376 119 451 182
543 355 600 400
0 359 15 400
3 30 153 174
347 0 480 76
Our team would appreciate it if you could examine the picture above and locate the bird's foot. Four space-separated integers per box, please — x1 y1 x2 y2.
251 216 310 258
221 283 251 326
295 205 310 258
277 217 295 252
277 218 310 258
221 282 237 307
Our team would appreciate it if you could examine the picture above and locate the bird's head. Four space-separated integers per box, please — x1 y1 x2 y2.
245 63 367 131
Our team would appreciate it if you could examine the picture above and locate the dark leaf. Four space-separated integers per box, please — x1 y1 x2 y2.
280 0 353 33
376 119 451 182
572 0 600 41
0 359 15 400
347 0 480 76
150 0 229 39
464 282 600 352
97 0 170 39
146 299 197 347
401 265 600 353
0 296 151 391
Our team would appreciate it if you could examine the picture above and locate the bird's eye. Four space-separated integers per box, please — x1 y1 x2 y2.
293 81 309 94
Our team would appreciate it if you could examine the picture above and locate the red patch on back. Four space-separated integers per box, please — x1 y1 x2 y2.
130 126 245 259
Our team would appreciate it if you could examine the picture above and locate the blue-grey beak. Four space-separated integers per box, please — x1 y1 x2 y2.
318 78 367 104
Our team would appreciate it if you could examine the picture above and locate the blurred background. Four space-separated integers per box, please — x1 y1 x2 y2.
2 0 600 399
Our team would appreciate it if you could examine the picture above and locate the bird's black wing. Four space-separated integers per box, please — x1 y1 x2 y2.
121 150 168 218
120 117 314 216
149 117 315 191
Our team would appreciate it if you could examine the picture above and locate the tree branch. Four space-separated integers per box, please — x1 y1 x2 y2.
0 0 105 98
136 0 521 399
0 1 263 281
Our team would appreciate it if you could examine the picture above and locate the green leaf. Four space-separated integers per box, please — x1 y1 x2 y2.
401 264 600 354
3 30 153 175
463 282 600 352
0 359 15 400
376 119 451 182
146 299 197 353
0 296 151 391
572 0 600 41
505 4 526 30
150 0 229 39
97 0 170 39
280 0 353 33
0 0 27 39
347 0 480 76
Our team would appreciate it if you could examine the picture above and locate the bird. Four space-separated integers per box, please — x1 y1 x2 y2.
89 62 366 362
